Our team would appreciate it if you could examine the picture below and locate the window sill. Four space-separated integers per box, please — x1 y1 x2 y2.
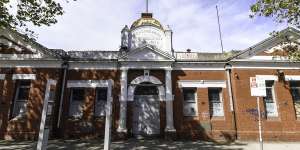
10 115 26 122
211 116 225 120
265 117 280 121
183 116 199 120
67 116 83 121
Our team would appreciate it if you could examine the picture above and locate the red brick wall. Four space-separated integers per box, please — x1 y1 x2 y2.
172 70 235 141
61 69 120 138
0 68 61 140
231 69 300 141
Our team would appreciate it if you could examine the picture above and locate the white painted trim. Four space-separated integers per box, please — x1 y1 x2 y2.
127 75 165 101
0 74 5 80
173 68 225 71
67 80 112 88
232 66 300 70
0 54 43 59
0 60 63 68
178 80 227 88
130 75 162 85
256 75 278 81
285 75 300 81
249 56 289 61
12 74 36 80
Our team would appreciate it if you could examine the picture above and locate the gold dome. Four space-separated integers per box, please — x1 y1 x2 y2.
130 13 164 30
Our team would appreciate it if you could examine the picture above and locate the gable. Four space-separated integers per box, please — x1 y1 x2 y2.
0 26 61 60
120 45 174 61
233 27 300 61
0 36 35 54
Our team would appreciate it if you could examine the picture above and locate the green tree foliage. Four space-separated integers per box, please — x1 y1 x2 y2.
250 0 300 27
0 0 75 36
250 0 300 61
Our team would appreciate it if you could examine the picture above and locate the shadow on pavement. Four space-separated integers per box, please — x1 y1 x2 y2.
0 138 247 150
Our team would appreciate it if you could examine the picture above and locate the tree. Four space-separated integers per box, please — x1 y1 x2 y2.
0 0 75 37
250 0 300 27
250 0 300 60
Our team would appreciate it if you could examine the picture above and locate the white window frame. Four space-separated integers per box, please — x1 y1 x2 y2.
263 80 278 118
0 74 5 80
178 80 226 88
12 74 36 80
69 88 85 119
94 87 108 117
182 88 198 117
12 80 31 119
66 80 114 119
289 80 300 118
208 88 224 117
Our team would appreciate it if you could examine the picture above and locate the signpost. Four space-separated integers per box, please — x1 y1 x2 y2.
250 77 266 150
37 80 56 150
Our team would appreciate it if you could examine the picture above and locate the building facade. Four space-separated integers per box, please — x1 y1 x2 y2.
1 12 300 141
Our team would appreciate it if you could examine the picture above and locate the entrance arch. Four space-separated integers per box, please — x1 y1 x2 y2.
128 75 164 136
127 75 165 101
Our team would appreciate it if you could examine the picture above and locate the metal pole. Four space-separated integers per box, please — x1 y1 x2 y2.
57 64 68 128
146 0 149 13
257 97 263 150
216 5 224 53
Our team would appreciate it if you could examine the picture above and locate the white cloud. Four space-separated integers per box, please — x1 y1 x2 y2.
30 0 287 52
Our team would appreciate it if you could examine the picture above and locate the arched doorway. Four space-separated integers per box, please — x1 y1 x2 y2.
132 82 161 137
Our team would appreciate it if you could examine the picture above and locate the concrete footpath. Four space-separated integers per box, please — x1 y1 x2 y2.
0 139 300 150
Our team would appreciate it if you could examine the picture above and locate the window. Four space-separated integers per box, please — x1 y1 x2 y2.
12 80 31 118
94 88 108 117
69 88 85 118
263 80 278 118
290 81 300 118
208 88 224 117
183 88 198 116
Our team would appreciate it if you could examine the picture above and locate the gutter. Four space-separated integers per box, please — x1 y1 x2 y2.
56 61 69 129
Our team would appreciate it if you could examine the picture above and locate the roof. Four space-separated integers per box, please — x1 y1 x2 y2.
130 13 164 30
67 51 119 61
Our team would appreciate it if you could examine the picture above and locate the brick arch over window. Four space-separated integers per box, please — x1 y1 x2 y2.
127 75 165 101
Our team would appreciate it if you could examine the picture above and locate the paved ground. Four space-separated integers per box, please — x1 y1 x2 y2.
0 139 300 150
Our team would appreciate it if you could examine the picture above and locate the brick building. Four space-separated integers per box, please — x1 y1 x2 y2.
1 12 300 141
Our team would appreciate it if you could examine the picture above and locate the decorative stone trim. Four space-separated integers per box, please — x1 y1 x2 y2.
256 75 278 81
178 80 226 88
127 75 165 101
12 74 36 80
285 75 300 81
67 80 113 88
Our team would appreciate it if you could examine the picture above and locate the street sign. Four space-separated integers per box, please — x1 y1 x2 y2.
250 77 266 97
250 76 265 150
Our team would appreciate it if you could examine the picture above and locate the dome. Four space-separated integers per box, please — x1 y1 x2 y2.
130 13 164 30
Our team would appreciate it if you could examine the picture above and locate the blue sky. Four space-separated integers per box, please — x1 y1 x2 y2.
30 0 287 52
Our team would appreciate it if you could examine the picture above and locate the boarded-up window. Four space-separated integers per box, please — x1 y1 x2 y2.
69 88 85 118
183 88 198 116
208 88 224 117
94 88 107 117
290 81 300 118
263 80 278 117
12 80 31 118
